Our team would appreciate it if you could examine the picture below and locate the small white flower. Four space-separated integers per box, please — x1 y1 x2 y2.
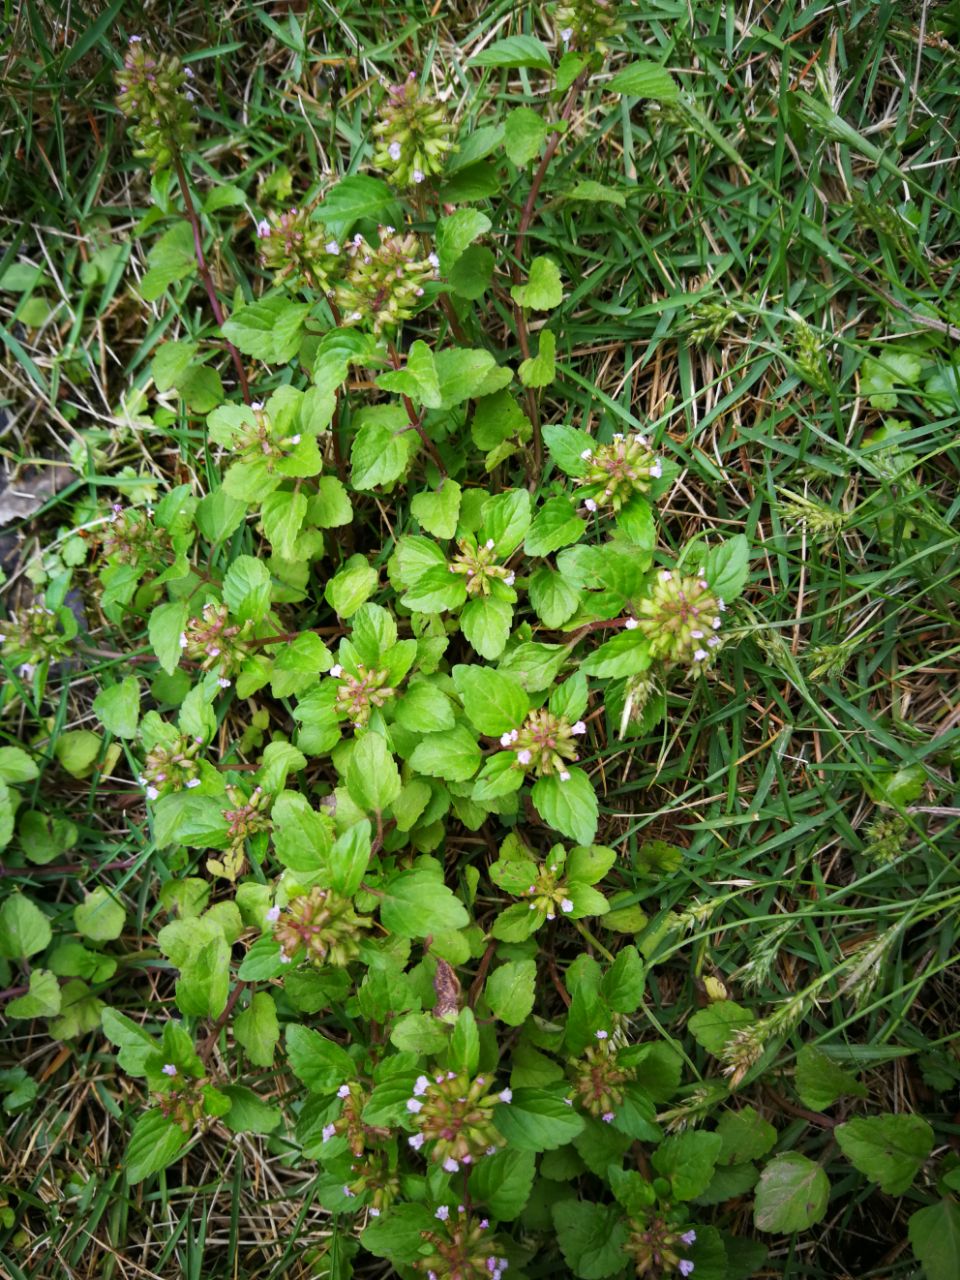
602 1111 615 1123
184 67 195 79
279 949 292 964
178 632 188 649
368 1207 380 1217
256 219 271 237
485 538 495 550
558 770 571 782
250 400 264 411
186 777 201 789
413 168 425 183
546 912 555 920
580 448 592 460
337 1084 351 1099
408 1133 425 1150
708 636 720 648
406 1097 423 1113
218 677 231 688
442 1156 459 1172
691 630 704 639
718 597 726 611
325 240 340 255
660 570 673 581
413 1074 430 1096
129 34 142 43
383 226 395 235
571 721 587 735
388 141 402 161
613 433 624 442
145 785 159 801
529 902 537 910
289 434 301 445
343 1185 354 1198
649 461 662 479
185 90 196 102
560 898 574 913
435 1205 450 1221
428 252 440 268
209 646 220 658
584 498 597 512
624 617 639 630
712 616 722 629
329 664 343 678
266 906 281 923
500 730 516 747
694 648 708 662
595 1029 608 1040
504 572 515 586
499 1088 512 1103
321 1123 336 1143
161 1063 177 1076
560 26 573 41
681 1230 697 1246
517 749 532 765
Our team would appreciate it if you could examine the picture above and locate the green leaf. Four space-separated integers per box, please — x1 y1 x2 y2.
0 746 39 783
286 1024 353 1093
687 1000 754 1055
482 488 532 555
434 347 507 408
795 1045 867 1110
325 554 377 618
543 423 593 476
504 108 549 166
261 489 308 559
93 677 140 739
498 641 570 692
448 1007 480 1076
101 1008 157 1076
469 1147 536 1221
519 328 556 387
125 1108 190 1182
652 1131 723 1200
409 726 481 782
512 256 563 310
329 821 372 896
395 680 455 734
379 871 469 937
233 992 280 1068
754 1153 830 1233
529 567 580 627
607 61 680 101
908 1200 960 1280
469 35 552 70
532 770 598 845
54 729 102 778
450 245 495 300
317 175 403 238
361 1203 435 1265
313 327 377 396
601 945 645 1013
0 894 51 959
221 1084 282 1134
223 555 272 623
452 664 529 735
74 887 125 942
139 223 195 301
310 476 353 528
716 1105 778 1164
436 209 492 275
460 596 513 659
486 959 537 1026
525 494 584 555
351 404 418 489
347 734 402 813
389 1011 448 1054
702 534 749 602
835 1114 933 1194
493 1087 585 1151
581 631 651 678
411 479 462 538
6 968 61 1019
565 180 627 207
221 294 309 364
553 1201 630 1279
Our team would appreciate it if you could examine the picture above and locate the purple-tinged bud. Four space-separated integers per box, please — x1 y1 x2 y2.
161 1063 177 1076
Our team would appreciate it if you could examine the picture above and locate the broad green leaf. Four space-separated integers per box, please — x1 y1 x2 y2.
486 959 537 1026
553 1201 630 1279
0 894 51 959
389 1011 449 1054
221 1084 282 1134
687 1001 754 1056
139 223 195 301
286 1024 353 1092
101 1008 157 1076
409 726 481 782
529 567 580 627
493 1087 585 1151
652 1130 723 1200
795 1045 867 1111
450 245 495 300
223 555 272 623
482 488 531 555
361 1203 435 1265
566 180 627 207
325 554 377 618
447 1007 480 1076
601 945 645 1013
74 887 125 942
329 821 372 897
234 992 280 1067
702 534 749 602
469 35 552 70
835 1114 933 1194
754 1153 830 1233
436 210 492 275
0 747 40 783
261 489 308 559
54 730 102 779
221 294 309 364
351 404 418 489
532 769 598 845
379 871 469 937
317 175 403 238
347 734 402 813
93 677 141 739
411 479 462 538
581 631 651 678
125 1108 190 1182
519 328 556 387
460 596 513 659
608 61 680 101
511 256 563 310
376 339 442 408
452 664 529 735
498 641 570 692
908 1200 960 1280
504 108 549 166
6 968 61 1019
716 1105 778 1164
524 494 584 555
469 1147 536 1221
395 681 455 734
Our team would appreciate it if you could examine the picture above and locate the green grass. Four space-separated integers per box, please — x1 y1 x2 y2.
2 1 960 1277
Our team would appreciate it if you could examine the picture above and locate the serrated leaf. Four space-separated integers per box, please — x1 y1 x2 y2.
452 665 529 735
519 329 556 387
486 959 537 1026
347 734 402 813
608 62 680 101
835 1114 933 1194
511 256 563 310
469 35 552 70
379 871 469 937
221 294 309 364
436 210 492 275
754 1153 830 1233
504 108 549 166
532 769 598 845
125 1109 190 1182
411 479 462 538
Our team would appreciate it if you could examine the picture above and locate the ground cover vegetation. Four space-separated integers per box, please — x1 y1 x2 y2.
1 1 960 1277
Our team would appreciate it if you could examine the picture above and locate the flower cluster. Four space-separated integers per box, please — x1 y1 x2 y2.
0 603 75 668
99 502 167 566
371 72 455 188
180 602 253 678
630 570 725 671
156 1069 208 1134
406 1072 505 1169
343 1150 401 1215
335 227 439 336
271 887 372 967
501 708 586 780
448 538 516 596
570 1029 636 1122
207 783 274 880
256 206 341 292
515 857 577 923
625 1218 696 1277
576 432 663 513
413 1205 509 1280
554 0 625 51
115 37 197 170
328 662 396 729
141 733 203 800
220 400 305 475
